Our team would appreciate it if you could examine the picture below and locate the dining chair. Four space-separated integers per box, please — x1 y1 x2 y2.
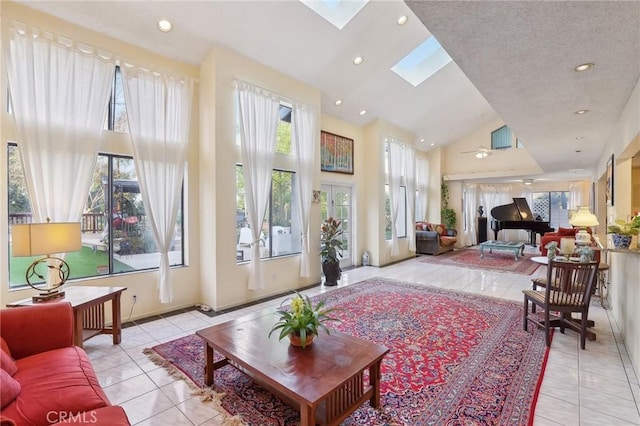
523 260 598 349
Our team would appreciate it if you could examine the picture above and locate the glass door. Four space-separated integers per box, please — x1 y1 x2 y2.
320 184 352 268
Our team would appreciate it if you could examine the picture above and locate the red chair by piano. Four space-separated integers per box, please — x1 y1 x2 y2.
540 227 594 256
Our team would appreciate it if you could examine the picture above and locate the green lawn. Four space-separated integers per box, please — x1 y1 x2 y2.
9 246 134 286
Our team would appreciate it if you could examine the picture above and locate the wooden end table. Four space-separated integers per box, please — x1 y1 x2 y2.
6 286 127 348
196 311 389 426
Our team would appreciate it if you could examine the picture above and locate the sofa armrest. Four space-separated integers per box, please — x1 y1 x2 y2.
0 302 74 359
446 229 457 237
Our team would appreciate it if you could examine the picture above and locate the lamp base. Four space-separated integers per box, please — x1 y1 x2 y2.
32 290 65 303
575 229 591 246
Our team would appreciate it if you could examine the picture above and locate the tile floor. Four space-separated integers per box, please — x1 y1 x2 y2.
84 251 640 425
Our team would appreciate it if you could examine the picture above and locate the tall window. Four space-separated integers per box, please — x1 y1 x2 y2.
7 147 184 287
532 191 570 230
235 103 299 262
385 185 407 240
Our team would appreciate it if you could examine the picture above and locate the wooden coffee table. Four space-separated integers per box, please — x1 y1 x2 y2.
196 311 389 426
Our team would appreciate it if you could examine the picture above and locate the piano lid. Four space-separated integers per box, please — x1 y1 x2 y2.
491 197 535 221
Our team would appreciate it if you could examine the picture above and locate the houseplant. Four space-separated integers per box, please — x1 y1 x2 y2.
607 216 640 248
320 217 343 286
441 180 457 229
268 292 341 348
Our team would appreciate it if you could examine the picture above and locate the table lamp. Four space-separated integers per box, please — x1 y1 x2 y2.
569 206 599 246
11 219 82 302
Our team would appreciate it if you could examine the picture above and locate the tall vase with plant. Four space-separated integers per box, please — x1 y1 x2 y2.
320 217 343 286
441 180 457 230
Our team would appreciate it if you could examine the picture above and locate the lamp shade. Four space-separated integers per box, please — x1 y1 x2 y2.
12 222 82 257
569 206 599 227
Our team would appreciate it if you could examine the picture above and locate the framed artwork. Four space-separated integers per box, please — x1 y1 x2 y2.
320 131 353 174
606 154 614 206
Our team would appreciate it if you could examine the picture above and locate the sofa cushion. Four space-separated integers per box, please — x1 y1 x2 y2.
557 227 577 236
434 224 447 236
3 347 110 425
0 369 20 409
440 236 457 247
0 350 17 376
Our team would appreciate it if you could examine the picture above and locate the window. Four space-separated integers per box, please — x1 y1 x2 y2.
8 147 184 287
236 165 300 261
532 191 570 230
491 125 512 150
384 185 407 240
107 66 128 133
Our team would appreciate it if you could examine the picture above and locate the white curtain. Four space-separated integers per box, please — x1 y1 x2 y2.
4 24 114 224
121 66 194 303
405 146 416 251
237 81 280 290
416 157 429 221
387 139 403 256
292 102 316 277
463 183 478 247
569 181 590 210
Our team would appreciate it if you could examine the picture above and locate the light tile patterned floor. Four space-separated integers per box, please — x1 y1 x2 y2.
85 251 640 425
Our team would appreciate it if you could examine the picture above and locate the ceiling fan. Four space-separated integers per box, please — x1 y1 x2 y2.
460 147 495 158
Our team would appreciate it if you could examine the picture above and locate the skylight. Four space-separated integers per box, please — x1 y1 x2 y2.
391 36 452 87
300 0 369 30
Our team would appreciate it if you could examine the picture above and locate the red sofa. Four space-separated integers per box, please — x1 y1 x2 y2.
0 303 130 426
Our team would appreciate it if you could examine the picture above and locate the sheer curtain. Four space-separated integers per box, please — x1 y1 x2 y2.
416 157 429 221
405 146 416 251
463 183 478 247
292 102 316 277
121 66 194 303
4 24 114 224
387 139 403 256
237 81 280 290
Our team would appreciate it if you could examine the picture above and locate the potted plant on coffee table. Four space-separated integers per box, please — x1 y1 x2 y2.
320 217 343 286
606 216 640 248
268 292 341 348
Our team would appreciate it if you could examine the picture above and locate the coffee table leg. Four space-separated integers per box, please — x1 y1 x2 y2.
300 403 314 426
480 247 484 258
204 343 214 386
369 362 382 409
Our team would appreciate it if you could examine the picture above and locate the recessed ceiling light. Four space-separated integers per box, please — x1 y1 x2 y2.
359 110 367 116
353 56 364 65
397 15 408 26
430 143 435 147
575 150 582 153
157 19 173 32
575 136 585 140
573 63 594 72
419 138 425 142
575 109 589 115
334 99 343 106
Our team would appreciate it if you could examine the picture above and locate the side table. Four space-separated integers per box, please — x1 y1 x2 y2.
6 286 127 348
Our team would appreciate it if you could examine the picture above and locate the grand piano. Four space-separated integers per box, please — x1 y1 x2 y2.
490 197 554 246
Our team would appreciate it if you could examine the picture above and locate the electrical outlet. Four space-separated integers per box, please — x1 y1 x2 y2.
132 295 137 303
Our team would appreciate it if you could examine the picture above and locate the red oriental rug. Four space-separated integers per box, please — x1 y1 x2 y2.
144 278 550 425
420 248 542 275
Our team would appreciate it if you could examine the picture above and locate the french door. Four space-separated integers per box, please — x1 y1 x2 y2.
320 184 352 268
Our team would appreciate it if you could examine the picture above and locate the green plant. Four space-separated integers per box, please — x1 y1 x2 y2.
268 292 341 348
441 180 457 229
320 217 343 264
606 216 640 236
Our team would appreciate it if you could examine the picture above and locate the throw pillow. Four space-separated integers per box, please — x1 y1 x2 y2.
0 351 17 376
435 224 447 236
557 227 576 236
0 369 20 409
0 338 10 356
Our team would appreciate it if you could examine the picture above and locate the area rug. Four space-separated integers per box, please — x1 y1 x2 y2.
420 248 542 275
145 278 550 425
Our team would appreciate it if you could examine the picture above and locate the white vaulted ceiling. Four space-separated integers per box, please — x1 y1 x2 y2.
12 0 640 180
